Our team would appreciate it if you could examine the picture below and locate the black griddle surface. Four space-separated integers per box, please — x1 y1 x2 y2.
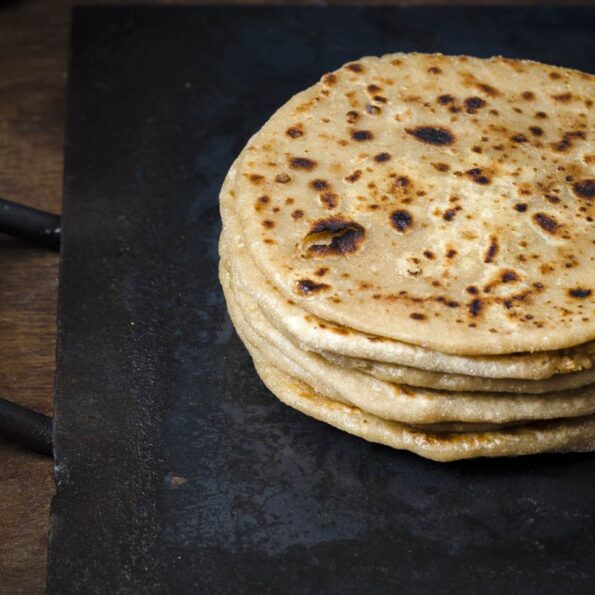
49 6 595 594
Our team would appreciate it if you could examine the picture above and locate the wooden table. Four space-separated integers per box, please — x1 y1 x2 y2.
1 0 592 592
0 2 65 593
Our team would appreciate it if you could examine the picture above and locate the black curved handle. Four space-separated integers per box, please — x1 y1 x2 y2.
0 397 52 455
0 197 59 456
0 197 61 251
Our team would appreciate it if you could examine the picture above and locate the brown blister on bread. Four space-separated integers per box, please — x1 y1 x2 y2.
406 126 455 146
302 217 365 258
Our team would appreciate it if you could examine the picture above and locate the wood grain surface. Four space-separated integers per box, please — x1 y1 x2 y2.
0 0 593 592
0 1 65 593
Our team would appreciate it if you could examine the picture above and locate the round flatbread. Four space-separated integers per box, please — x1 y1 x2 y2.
320 351 595 394
232 53 595 355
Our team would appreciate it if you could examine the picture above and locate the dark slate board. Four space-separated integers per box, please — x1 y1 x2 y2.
48 6 595 594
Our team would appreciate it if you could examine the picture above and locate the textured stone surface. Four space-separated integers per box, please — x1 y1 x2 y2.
49 5 595 594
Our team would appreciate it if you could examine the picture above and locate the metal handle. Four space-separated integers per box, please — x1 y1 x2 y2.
0 197 61 251
0 197 60 456
0 397 53 455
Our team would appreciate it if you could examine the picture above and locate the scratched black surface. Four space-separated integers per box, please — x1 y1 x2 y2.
48 6 595 594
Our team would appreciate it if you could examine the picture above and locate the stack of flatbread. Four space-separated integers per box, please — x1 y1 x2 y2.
219 53 595 461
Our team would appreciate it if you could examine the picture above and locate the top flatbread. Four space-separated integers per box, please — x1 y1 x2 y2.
233 53 595 355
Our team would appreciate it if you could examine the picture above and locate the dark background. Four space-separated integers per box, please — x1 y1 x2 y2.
1 1 595 592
